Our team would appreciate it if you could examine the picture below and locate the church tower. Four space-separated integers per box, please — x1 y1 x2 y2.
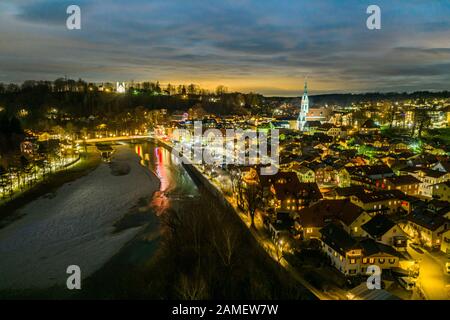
297 79 309 130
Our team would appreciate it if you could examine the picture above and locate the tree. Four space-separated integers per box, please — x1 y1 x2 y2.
177 272 208 300
413 108 431 138
388 104 397 128
243 182 261 228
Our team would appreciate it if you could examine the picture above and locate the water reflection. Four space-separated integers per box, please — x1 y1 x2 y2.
134 141 199 215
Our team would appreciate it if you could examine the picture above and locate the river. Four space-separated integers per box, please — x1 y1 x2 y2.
0 140 198 294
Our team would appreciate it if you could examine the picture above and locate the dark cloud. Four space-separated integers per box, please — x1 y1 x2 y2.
0 0 449 95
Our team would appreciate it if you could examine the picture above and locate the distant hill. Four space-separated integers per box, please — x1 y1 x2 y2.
265 91 450 106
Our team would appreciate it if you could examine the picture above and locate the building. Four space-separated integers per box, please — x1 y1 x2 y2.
295 166 316 183
320 223 403 276
360 119 381 135
297 80 309 131
270 181 322 213
350 190 406 215
431 181 450 201
258 171 322 213
295 199 371 239
348 164 395 189
403 210 449 248
440 229 450 254
383 174 421 196
361 215 408 251
412 169 450 198
432 161 450 173
116 82 126 93
336 168 351 188
306 107 331 123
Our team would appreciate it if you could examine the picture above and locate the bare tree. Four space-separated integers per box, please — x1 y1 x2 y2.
243 182 261 228
212 211 239 267
177 272 208 300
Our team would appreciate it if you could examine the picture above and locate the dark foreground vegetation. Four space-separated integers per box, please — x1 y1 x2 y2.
80 197 314 300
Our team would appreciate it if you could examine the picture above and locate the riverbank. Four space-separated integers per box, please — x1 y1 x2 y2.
0 145 160 297
0 148 101 229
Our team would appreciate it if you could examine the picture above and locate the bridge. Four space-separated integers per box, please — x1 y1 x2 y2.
75 135 152 144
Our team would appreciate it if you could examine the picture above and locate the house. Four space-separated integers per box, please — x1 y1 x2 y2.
407 154 439 169
334 185 366 199
427 199 450 218
326 126 347 139
320 223 403 276
303 121 322 134
309 162 336 185
432 161 450 173
258 171 322 213
319 223 362 276
382 174 421 196
266 212 296 243
389 141 409 152
348 164 395 189
440 229 450 254
295 166 316 183
431 181 450 202
295 199 371 239
361 215 408 251
413 169 450 198
360 119 381 135
403 210 449 248
350 190 406 215
336 167 351 187
358 238 403 274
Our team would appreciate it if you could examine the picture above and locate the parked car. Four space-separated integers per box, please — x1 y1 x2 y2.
398 277 416 291
410 243 424 254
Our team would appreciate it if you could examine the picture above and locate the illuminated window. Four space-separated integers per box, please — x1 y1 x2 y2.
369 258 375 264
362 258 368 264
350 259 356 264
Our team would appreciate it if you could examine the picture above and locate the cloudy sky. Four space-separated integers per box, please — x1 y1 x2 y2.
1 0 450 95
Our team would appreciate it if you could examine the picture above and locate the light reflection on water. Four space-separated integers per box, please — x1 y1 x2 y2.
134 141 199 215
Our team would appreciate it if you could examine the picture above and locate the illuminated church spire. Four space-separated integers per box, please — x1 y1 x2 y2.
297 78 309 131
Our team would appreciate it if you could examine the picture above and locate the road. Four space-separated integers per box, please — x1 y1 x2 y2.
407 246 450 300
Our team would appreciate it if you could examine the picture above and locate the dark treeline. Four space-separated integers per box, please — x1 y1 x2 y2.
0 79 265 128
0 114 24 162
267 91 450 106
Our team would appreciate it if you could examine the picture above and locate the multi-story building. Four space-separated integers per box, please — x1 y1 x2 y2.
411 169 450 198
382 174 421 196
320 223 403 276
431 181 450 201
361 215 408 251
350 190 406 215
294 199 371 239
403 210 449 249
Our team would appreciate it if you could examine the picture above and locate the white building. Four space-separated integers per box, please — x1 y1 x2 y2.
297 80 309 131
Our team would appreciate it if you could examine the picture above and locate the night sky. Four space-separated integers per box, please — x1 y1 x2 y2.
1 0 450 95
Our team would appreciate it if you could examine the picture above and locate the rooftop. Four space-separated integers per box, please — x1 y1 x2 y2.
361 215 396 238
297 199 364 228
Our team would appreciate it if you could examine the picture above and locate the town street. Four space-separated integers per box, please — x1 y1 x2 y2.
407 246 450 300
